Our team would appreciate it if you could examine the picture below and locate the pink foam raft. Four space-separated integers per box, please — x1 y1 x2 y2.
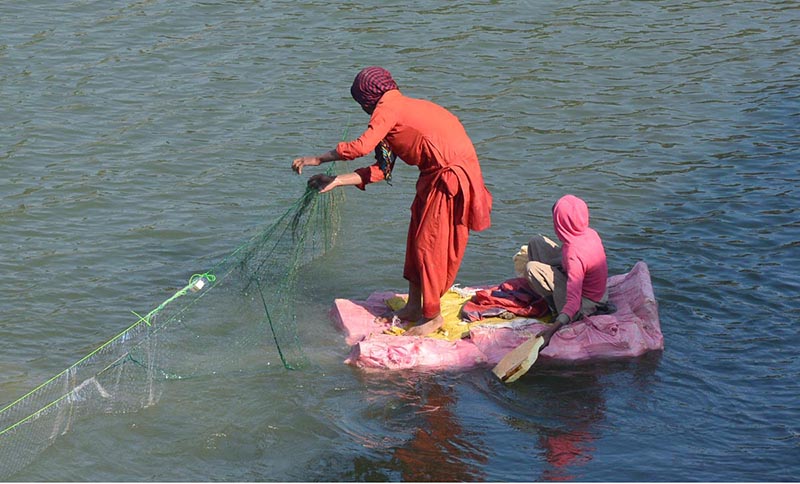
330 261 663 371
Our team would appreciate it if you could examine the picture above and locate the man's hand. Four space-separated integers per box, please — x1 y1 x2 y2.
308 174 337 193
537 325 558 349
537 312 570 349
291 156 321 175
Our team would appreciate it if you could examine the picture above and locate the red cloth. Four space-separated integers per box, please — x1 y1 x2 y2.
460 277 550 322
349 66 398 112
337 90 492 318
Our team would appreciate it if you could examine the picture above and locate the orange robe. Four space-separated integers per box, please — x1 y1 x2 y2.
337 90 492 318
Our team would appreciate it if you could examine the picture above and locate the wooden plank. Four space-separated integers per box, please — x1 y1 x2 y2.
491 335 545 383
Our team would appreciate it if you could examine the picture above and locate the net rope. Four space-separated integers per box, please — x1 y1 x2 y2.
0 160 345 479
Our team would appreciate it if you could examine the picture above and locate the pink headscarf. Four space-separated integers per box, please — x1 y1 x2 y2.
350 66 398 113
553 194 590 244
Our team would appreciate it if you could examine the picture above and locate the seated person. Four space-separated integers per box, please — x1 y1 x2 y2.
526 194 613 346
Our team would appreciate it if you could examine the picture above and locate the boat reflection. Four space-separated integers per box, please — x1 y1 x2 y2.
519 352 662 481
344 351 661 481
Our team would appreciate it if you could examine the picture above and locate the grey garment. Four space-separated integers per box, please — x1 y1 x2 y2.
525 234 608 320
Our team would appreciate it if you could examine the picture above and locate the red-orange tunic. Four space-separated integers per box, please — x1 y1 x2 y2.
336 90 492 318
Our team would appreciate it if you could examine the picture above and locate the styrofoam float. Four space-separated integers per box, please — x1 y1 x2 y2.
330 261 663 371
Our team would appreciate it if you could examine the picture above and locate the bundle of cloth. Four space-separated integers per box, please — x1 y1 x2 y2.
459 277 550 322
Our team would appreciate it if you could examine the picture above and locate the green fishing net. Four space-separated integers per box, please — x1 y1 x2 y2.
0 171 343 479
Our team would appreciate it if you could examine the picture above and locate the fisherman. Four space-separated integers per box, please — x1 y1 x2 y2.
526 194 613 346
292 66 492 336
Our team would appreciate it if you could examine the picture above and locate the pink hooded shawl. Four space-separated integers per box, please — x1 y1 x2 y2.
553 194 608 318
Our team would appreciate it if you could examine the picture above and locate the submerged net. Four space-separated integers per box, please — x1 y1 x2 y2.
0 168 344 479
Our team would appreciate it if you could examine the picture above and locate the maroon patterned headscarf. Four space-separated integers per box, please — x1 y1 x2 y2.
350 66 398 113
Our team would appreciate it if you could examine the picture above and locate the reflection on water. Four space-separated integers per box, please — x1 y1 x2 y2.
332 354 662 482
340 372 489 482
536 354 661 481
388 381 488 482
534 383 604 481
485 353 662 481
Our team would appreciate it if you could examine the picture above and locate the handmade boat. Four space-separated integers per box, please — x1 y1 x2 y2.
330 261 663 371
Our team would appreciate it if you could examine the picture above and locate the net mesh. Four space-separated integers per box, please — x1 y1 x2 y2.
0 170 344 479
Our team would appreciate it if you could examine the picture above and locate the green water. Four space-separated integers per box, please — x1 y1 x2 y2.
1 1 798 481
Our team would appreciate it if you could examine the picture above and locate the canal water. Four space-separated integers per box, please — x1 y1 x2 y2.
1 1 798 481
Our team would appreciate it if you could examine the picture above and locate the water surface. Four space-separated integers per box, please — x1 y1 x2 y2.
1 1 798 481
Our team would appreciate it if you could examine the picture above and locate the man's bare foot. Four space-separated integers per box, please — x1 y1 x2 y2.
404 314 445 337
375 305 423 325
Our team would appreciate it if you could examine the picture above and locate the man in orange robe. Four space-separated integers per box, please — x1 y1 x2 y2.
292 66 492 336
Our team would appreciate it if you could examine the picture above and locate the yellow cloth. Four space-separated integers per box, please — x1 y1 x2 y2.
383 289 512 341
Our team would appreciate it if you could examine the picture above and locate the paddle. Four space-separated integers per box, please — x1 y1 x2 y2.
491 313 566 383
491 334 546 383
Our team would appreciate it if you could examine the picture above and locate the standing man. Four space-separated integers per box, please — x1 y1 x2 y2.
292 66 492 336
